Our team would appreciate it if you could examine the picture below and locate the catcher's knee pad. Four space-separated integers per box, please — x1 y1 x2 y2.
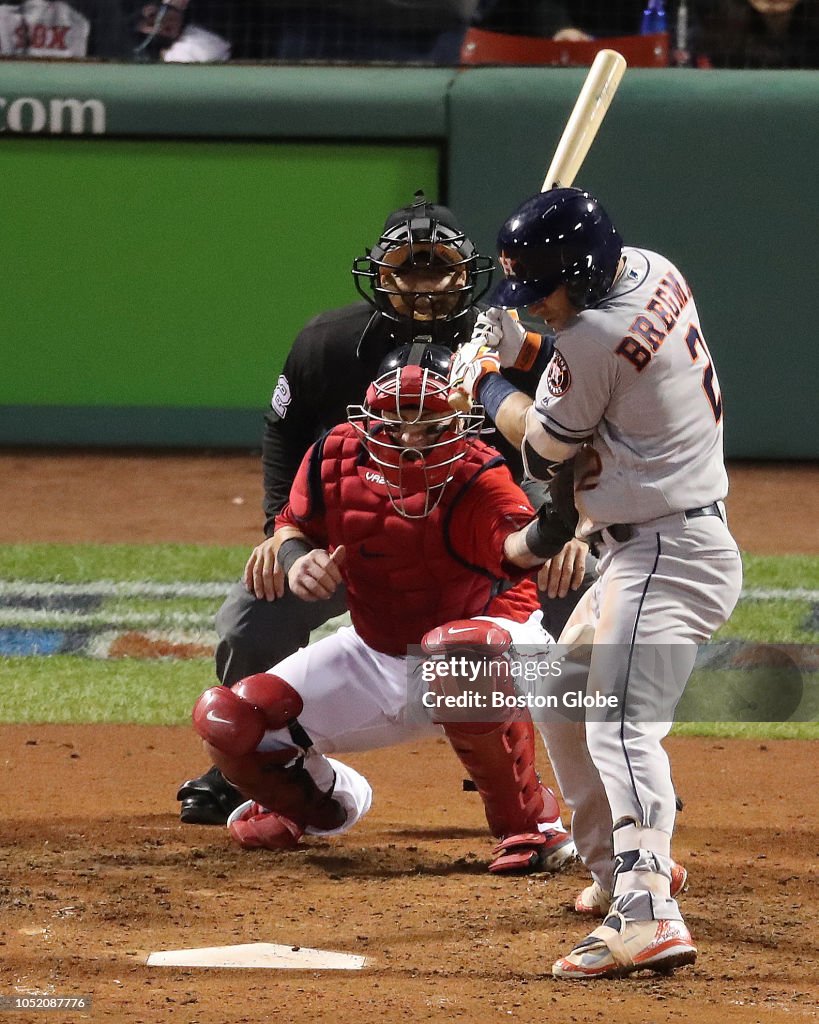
422 617 514 731
192 673 304 757
422 618 512 660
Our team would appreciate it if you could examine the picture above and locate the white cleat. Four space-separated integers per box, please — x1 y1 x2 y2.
552 913 697 980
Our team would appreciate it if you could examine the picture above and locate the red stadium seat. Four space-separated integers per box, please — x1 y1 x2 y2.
460 29 669 68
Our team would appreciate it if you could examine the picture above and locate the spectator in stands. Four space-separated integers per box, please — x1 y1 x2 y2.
691 0 819 68
472 1 640 41
134 0 230 61
0 0 91 57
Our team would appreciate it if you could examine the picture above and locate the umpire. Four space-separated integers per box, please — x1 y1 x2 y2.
178 190 596 825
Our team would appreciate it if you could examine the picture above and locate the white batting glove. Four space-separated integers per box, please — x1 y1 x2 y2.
471 307 543 371
448 340 501 410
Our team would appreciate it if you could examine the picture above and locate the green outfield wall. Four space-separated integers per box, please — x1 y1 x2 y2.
0 62 816 457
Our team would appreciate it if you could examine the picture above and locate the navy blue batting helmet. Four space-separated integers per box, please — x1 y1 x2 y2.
488 188 623 311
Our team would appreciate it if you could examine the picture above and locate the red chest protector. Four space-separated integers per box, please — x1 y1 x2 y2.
288 424 537 655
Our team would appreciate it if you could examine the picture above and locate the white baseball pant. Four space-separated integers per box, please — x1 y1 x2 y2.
257 611 553 836
537 511 742 908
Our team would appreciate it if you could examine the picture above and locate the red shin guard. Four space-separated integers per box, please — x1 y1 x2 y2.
422 618 557 839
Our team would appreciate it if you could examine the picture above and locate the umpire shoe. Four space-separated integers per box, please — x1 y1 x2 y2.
177 765 245 825
552 911 697 980
574 861 688 916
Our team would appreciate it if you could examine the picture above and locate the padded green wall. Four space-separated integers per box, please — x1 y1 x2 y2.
2 137 438 408
0 136 438 444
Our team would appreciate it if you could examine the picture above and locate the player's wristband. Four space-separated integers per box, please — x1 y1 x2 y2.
477 373 519 421
277 538 314 575
523 506 574 560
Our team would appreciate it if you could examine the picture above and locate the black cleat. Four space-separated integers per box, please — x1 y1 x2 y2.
177 765 244 825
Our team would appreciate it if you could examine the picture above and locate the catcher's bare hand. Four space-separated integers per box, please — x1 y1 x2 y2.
537 538 588 599
243 536 285 601
288 545 346 602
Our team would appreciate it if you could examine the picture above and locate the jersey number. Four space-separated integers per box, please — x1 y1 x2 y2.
684 323 722 424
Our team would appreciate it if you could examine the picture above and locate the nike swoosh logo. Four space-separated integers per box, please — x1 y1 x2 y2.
447 627 475 635
359 545 387 559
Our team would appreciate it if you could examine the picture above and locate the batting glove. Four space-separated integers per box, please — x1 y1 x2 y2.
471 307 543 371
448 340 501 410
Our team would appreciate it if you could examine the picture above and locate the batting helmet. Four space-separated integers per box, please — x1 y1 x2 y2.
348 343 483 519
489 188 623 311
352 190 493 325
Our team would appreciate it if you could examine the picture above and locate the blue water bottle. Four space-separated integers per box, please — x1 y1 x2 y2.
641 0 668 35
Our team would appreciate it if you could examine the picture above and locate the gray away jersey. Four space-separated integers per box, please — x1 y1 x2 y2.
529 248 729 533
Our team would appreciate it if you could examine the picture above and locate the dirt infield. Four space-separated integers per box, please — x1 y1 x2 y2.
2 727 817 1023
1 454 817 1022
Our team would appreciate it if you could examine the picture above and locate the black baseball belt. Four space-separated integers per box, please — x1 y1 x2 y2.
588 501 724 549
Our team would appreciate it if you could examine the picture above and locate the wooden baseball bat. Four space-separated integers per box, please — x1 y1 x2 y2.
449 49 627 412
542 48 627 191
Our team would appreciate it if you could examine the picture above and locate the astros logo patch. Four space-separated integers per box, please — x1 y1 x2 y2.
547 352 571 396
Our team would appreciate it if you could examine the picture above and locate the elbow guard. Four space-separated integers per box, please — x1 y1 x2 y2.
522 439 563 482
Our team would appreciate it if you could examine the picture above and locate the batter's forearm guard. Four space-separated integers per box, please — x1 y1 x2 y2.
522 439 563 481
523 504 576 560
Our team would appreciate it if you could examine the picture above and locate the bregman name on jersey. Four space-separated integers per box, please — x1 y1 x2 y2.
615 269 692 372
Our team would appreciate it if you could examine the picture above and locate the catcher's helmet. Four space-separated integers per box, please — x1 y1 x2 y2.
376 340 453 380
489 188 623 311
352 190 493 325
348 343 483 519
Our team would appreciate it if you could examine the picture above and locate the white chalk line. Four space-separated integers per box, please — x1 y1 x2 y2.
0 609 216 629
0 581 815 602
0 580 231 599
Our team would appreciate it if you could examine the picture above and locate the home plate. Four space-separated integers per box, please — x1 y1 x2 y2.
146 942 368 970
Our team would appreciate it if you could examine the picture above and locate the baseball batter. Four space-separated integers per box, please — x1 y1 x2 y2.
191 348 579 874
451 188 742 978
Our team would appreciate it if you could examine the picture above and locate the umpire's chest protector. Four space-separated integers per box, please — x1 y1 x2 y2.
291 425 505 655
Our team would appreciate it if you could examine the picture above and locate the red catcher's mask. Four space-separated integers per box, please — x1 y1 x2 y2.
348 365 483 518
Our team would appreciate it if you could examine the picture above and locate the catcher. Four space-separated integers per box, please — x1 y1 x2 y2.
179 190 595 827
191 344 581 873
